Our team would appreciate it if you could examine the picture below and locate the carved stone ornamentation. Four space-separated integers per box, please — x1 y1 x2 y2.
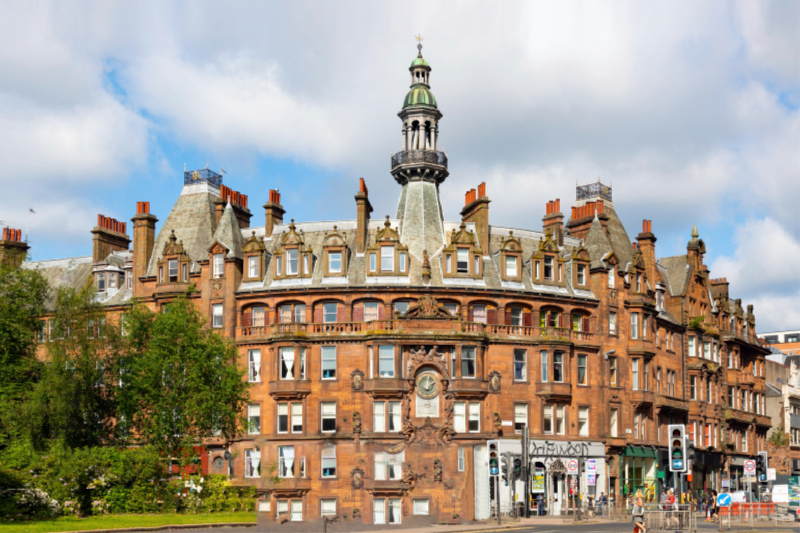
407 345 449 376
403 416 454 445
351 468 365 489
351 369 365 391
385 442 406 454
433 459 443 482
421 249 431 285
492 412 503 437
488 371 501 393
404 294 452 319
402 466 425 491
352 411 362 434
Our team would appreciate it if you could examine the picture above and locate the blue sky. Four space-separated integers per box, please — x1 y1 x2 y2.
0 1 797 330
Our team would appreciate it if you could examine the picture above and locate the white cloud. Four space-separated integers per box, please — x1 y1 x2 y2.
710 217 800 331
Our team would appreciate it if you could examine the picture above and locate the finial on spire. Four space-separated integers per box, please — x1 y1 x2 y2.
691 224 699 239
415 34 424 56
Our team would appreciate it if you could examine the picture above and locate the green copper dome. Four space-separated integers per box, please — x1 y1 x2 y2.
403 84 437 109
410 55 430 68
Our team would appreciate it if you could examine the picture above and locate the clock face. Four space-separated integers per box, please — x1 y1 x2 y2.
416 373 440 400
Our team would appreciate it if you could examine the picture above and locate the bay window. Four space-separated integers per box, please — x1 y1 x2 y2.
379 345 395 378
461 347 476 378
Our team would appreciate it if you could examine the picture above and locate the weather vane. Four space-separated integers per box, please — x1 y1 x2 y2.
415 33 424 54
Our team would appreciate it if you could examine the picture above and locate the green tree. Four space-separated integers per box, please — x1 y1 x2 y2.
117 297 249 466
23 285 122 450
0 256 49 449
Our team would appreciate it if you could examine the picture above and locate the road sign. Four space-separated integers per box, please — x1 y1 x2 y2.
767 468 776 481
672 458 684 471
744 460 756 474
567 459 579 474
717 493 731 507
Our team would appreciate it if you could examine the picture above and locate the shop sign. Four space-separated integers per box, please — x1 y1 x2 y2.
767 468 776 481
789 477 799 508
532 471 545 493
587 459 597 472
587 473 596 486
722 479 730 488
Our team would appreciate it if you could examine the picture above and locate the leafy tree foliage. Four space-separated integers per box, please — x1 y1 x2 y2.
117 298 249 464
0 257 49 449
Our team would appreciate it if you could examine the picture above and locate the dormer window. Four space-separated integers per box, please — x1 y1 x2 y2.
498 232 523 282
127 271 133 289
168 259 178 282
368 216 409 277
321 226 348 277
182 264 188 282
329 252 342 273
213 254 224 278
636 273 642 293
248 256 259 277
608 269 615 287
442 222 483 279
97 273 105 292
505 256 517 277
457 249 468 273
287 249 298 275
369 254 376 272
577 265 586 285
381 246 394 271
273 221 314 281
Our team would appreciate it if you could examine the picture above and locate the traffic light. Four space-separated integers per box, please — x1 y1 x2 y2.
488 440 499 477
757 452 768 482
501 454 509 486
513 456 522 480
668 424 687 473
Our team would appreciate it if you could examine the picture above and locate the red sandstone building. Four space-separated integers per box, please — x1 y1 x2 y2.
4 48 772 524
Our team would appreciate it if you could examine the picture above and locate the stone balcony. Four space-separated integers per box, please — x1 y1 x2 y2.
724 408 770 427
655 395 689 412
630 389 655 406
365 479 407 495
236 321 598 344
535 382 572 399
268 380 312 400
364 378 408 398
449 378 489 398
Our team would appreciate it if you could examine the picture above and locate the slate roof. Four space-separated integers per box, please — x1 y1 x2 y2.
22 256 93 310
211 202 245 260
658 255 691 297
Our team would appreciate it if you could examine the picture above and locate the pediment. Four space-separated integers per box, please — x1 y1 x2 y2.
242 231 266 253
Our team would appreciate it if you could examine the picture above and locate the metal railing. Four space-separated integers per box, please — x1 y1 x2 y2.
391 150 448 170
576 181 612 202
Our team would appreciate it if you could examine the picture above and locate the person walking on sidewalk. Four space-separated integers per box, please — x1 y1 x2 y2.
633 490 647 533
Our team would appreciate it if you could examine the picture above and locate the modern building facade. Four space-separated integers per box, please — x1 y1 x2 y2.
8 47 774 525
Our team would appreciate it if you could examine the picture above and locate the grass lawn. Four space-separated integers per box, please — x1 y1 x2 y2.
0 512 257 533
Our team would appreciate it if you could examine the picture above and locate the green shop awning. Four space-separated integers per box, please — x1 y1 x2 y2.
623 446 658 458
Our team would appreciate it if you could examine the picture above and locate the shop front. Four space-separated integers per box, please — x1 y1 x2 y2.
725 456 749 492
619 446 658 504
691 451 722 498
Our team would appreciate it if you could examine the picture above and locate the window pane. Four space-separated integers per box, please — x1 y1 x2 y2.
457 248 469 273
461 347 476 378
287 249 298 275
389 401 401 432
329 252 342 273
510 307 522 326
321 346 336 379
473 305 486 324
544 405 553 433
468 403 480 432
364 302 380 322
323 303 337 323
379 345 395 377
413 499 429 515
514 349 526 380
373 402 385 432
291 403 303 433
579 407 589 436
278 404 288 433
321 402 336 432
399 253 406 272
505 256 517 277
394 301 408 316
577 354 587 385
454 402 466 433
381 246 394 271
369 253 376 272
515 404 527 433
553 352 563 382
248 256 258 277
374 498 385 524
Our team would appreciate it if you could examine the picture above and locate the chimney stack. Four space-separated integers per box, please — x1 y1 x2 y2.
217 184 253 229
92 214 131 263
263 189 285 238
0 227 29 268
131 202 157 297
355 178 373 254
636 219 658 285
543 199 564 246
460 182 491 256
567 200 607 241
710 277 730 300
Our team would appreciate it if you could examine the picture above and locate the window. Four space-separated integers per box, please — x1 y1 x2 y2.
321 346 336 379
158 267 163 283
181 264 187 282
280 347 295 380
394 301 409 316
577 354 587 385
369 253 376 272
374 452 402 481
413 499 429 516
323 302 338 323
515 404 528 433
108 274 117 288
636 273 642 293
457 248 469 273
544 256 554 280
445 254 452 274
381 246 394 271
213 254 224 278
364 302 380 322
472 305 486 324
509 306 523 326
556 405 565 434
703 341 710 360
399 252 407 272
374 498 401 525
610 408 618 437
37 320 46 343
577 264 586 285
373 401 400 433
286 249 298 275
609 312 617 335
278 403 289 433
656 367 661 394
540 351 548 382
454 402 466 433
609 357 617 386
379 345 395 377
98 273 105 291
579 407 589 436
128 271 134 288
212 304 223 328
553 351 564 382
321 499 336 517
514 349 526 381
248 256 259 278
608 268 615 287
321 402 336 432
632 359 639 391
543 405 553 434
688 336 695 357
248 404 260 434
506 256 518 277
690 376 696 400
458 447 465 471
168 259 178 282
461 347 476 378
321 445 336 478
248 350 261 382
244 449 260 478
631 313 639 339
276 256 282 276
642 316 648 339
468 403 480 432
329 252 342 273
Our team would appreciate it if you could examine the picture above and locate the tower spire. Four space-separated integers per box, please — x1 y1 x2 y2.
415 33 424 56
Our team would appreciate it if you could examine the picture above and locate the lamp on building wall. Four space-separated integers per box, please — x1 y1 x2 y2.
605 350 615 360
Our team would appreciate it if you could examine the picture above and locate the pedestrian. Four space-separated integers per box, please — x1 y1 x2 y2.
665 488 677 529
633 490 647 533
599 491 607 517
537 493 544 516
